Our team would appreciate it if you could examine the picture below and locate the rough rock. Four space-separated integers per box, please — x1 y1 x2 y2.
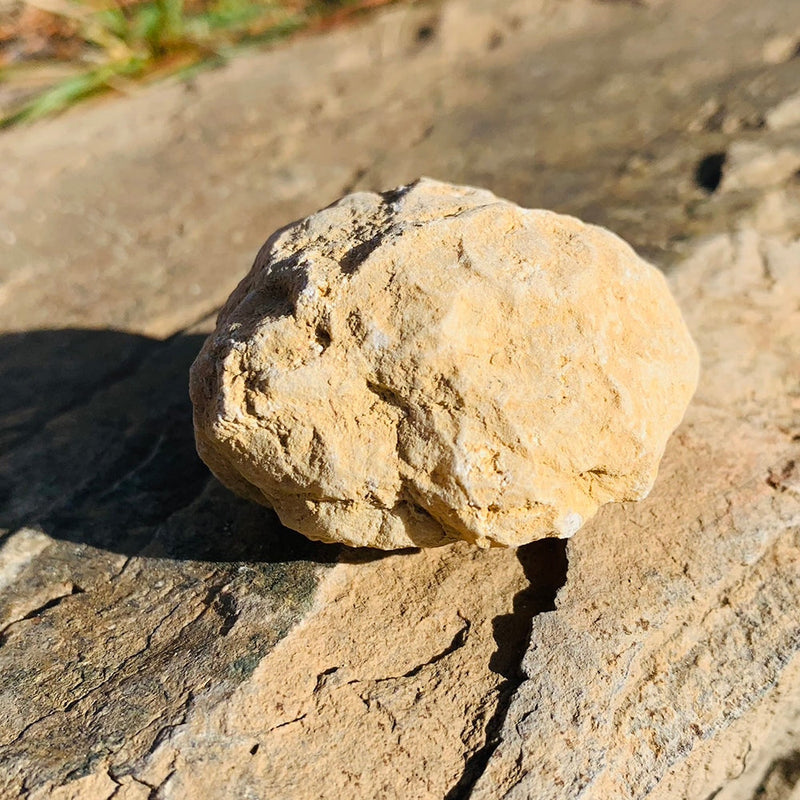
190 179 699 550
766 91 800 131
471 226 800 800
762 32 800 64
2 0 800 798
720 141 800 192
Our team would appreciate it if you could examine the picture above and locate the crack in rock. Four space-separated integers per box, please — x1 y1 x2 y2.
0 583 84 645
445 538 569 800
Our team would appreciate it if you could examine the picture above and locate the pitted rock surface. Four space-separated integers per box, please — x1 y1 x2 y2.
190 178 698 549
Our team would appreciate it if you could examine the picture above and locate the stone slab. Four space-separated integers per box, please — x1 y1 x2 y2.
1 0 800 797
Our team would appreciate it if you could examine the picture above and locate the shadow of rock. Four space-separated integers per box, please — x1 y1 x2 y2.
0 327 416 789
0 327 399 566
489 537 570 678
445 538 569 800
749 751 800 800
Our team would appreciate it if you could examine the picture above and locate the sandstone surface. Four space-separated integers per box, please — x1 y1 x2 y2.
472 227 800 800
2 0 800 798
191 179 698 549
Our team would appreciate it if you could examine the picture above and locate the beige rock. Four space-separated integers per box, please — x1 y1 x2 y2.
191 179 698 549
766 91 800 131
762 32 800 64
471 227 800 800
721 141 800 192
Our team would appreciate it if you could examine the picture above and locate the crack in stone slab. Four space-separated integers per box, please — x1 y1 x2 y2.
445 538 569 800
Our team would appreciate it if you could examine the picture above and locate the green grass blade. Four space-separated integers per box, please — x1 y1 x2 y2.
0 60 144 128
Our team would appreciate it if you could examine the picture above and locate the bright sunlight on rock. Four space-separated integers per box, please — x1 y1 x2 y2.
190 178 699 549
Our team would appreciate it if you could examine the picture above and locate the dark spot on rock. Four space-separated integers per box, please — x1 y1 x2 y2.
767 459 797 491
315 324 332 351
416 23 436 43
380 184 411 206
347 310 366 342
365 379 406 412
487 31 504 50
214 591 239 636
340 234 383 274
315 666 340 692
695 151 727 193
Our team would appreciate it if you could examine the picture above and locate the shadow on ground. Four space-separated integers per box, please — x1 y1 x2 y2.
446 538 569 800
0 327 406 565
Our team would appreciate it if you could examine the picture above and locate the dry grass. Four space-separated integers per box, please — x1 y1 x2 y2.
0 0 402 126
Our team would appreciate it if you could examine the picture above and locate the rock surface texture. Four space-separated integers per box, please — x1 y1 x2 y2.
2 0 800 798
191 179 698 549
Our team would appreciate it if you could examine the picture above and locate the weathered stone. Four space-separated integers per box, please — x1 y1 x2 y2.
471 228 800 800
766 90 800 131
85 224 800 800
762 32 800 64
190 179 699 549
721 141 800 192
3 0 800 797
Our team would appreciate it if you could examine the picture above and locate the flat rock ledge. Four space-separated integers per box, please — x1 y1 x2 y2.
2 0 800 798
